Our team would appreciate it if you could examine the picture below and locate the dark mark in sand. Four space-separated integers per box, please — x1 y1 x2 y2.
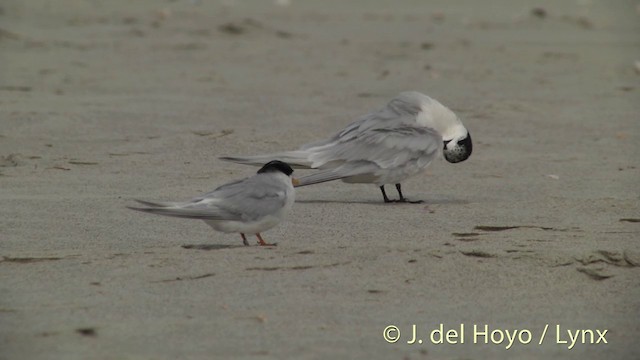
290 266 313 270
475 226 522 231
68 161 98 165
48 166 71 171
0 85 31 92
475 225 572 232
452 232 481 237
460 250 496 258
38 331 60 337
275 30 292 38
154 273 216 283
246 266 280 271
1 256 63 263
246 262 350 271
76 328 97 337
218 23 245 35
576 267 613 280
108 152 149 157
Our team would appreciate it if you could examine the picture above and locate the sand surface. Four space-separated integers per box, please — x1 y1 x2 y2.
1 0 639 359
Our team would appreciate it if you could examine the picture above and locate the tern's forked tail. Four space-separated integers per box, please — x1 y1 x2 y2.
127 199 227 220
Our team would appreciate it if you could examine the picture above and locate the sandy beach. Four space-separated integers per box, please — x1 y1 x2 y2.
1 0 639 359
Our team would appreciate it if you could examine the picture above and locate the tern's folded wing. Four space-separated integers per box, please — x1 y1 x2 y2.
192 175 289 221
307 123 442 169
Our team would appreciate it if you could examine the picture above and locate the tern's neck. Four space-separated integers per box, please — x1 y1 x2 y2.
415 104 465 141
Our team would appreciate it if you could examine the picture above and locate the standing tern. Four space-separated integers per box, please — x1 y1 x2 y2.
128 160 298 246
220 91 472 203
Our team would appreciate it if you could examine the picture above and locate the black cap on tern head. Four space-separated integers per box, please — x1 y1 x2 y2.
257 160 294 176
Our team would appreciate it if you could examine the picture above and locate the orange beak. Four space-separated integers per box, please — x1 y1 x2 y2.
291 177 300 186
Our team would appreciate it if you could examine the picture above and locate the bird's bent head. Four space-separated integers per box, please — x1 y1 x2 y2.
258 160 295 176
397 91 472 164
443 131 472 163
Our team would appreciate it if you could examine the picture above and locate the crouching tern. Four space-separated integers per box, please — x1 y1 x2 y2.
220 91 472 203
128 160 298 246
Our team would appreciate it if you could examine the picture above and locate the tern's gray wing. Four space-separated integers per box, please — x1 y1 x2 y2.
300 95 423 150
191 174 289 221
306 122 442 169
129 174 289 221
294 124 442 186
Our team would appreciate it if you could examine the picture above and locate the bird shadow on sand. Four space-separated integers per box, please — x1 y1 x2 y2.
295 197 470 205
182 244 245 251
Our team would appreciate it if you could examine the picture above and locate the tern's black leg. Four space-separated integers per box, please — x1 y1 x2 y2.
395 184 424 204
395 184 405 200
240 233 249 246
380 185 392 203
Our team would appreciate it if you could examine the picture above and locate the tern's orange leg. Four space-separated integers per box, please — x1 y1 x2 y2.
256 233 277 246
240 233 249 246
